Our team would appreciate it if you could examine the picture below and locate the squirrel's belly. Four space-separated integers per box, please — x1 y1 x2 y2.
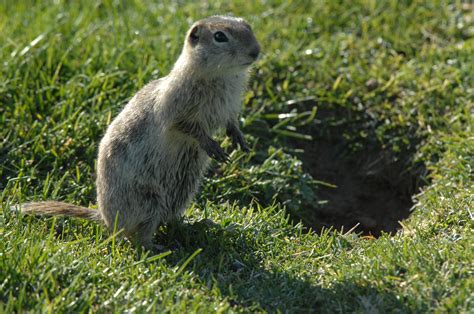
159 140 209 218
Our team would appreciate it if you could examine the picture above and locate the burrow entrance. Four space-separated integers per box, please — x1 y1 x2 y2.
287 107 427 236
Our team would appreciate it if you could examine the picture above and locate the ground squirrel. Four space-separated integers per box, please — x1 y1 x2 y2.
21 15 260 251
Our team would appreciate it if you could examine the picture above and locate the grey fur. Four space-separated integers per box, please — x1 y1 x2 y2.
21 16 260 251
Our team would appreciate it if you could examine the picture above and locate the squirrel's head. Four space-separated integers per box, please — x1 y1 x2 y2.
181 16 260 76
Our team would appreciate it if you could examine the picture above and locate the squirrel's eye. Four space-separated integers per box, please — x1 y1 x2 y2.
213 31 228 43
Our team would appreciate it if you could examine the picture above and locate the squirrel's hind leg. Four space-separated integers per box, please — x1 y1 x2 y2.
129 218 165 252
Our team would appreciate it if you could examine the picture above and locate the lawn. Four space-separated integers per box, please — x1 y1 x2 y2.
1 0 473 312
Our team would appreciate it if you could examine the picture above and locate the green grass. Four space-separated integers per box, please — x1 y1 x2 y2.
1 0 473 312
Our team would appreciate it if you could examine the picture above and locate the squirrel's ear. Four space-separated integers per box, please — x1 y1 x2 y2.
188 25 200 46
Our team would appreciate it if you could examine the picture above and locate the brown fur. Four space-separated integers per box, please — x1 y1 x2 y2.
21 201 100 220
21 16 260 251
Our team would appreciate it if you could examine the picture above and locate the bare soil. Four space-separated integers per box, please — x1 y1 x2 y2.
292 109 426 236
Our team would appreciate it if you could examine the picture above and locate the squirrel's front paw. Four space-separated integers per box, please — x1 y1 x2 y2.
230 130 250 152
203 139 230 163
227 126 250 152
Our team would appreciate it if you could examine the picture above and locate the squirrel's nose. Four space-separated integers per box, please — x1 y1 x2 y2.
249 46 260 60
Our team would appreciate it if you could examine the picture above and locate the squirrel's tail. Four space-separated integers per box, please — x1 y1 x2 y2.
21 201 100 221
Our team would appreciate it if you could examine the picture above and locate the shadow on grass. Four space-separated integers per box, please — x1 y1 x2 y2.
15 208 418 311
160 220 415 312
